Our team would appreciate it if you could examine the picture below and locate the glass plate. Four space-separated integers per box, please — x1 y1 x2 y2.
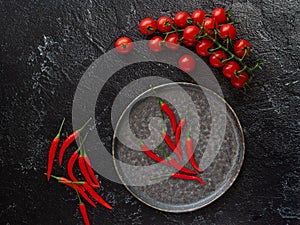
112 82 244 213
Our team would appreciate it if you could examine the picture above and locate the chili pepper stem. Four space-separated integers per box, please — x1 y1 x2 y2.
150 173 173 180
78 134 88 156
56 118 65 138
150 85 164 105
78 118 92 133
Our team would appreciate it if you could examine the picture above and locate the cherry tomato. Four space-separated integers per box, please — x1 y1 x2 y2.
165 33 180 50
115 37 133 54
219 24 236 40
148 36 164 52
191 10 206 25
222 61 240 79
183 40 196 48
139 18 157 36
203 17 218 35
231 71 249 88
196 39 214 56
183 25 200 42
178 54 196 72
174 11 191 28
209 50 227 68
157 16 174 32
234 39 251 58
211 8 227 24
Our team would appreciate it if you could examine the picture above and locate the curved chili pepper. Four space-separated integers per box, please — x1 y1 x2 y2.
67 149 80 182
175 119 184 155
162 128 183 162
58 118 92 165
79 156 100 188
79 202 90 225
47 118 65 181
168 158 197 175
83 152 100 187
172 173 206 186
47 174 96 207
83 182 113 210
136 137 169 166
186 132 203 173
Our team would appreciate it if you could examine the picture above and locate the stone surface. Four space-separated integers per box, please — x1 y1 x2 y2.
0 0 299 224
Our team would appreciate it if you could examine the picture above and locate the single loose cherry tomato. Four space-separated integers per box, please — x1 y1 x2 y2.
191 10 206 25
148 36 164 52
202 17 218 35
165 33 180 50
157 16 174 32
178 54 196 72
139 18 157 36
196 39 214 56
234 39 251 58
209 50 227 68
183 25 200 42
231 71 249 88
183 40 196 47
174 12 191 28
211 8 227 24
222 61 240 79
115 37 133 54
219 24 236 40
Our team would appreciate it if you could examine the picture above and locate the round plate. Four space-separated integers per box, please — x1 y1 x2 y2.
112 82 245 213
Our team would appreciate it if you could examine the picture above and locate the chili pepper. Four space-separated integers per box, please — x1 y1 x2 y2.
46 174 95 207
151 85 177 134
186 128 203 173
79 202 90 225
136 136 169 166
172 173 206 186
83 151 100 187
83 182 113 210
74 184 91 225
168 158 197 175
162 125 183 162
67 149 80 182
58 118 92 165
79 156 100 188
47 118 65 181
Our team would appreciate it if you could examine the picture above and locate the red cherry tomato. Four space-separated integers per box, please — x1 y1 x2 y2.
219 24 236 40
115 37 133 54
183 40 196 48
183 25 200 42
234 39 251 58
148 36 164 52
209 50 227 68
139 18 157 36
211 8 227 24
222 61 240 79
165 33 180 50
157 16 174 32
196 39 214 56
231 71 249 88
174 12 191 28
191 10 206 25
178 54 196 72
203 17 218 35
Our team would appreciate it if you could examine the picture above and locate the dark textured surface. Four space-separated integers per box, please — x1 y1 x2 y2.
1 0 299 224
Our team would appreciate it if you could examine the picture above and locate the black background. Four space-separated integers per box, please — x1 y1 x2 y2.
1 0 299 224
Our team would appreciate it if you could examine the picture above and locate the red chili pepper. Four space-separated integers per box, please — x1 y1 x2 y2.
151 86 177 133
79 202 90 225
136 137 169 166
83 182 113 210
58 118 92 165
83 152 100 187
186 131 203 173
47 174 96 208
162 128 183 162
67 149 80 182
175 119 184 154
172 173 206 186
79 156 100 188
168 158 197 175
47 118 65 181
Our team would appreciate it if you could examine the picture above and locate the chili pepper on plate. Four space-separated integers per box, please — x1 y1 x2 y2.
172 173 206 186
162 124 183 162
185 127 203 173
47 118 65 181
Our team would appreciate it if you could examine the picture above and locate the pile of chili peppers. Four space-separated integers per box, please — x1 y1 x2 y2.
137 88 206 186
46 118 112 225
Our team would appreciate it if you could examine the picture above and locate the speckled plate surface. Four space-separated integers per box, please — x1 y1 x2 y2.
112 82 245 213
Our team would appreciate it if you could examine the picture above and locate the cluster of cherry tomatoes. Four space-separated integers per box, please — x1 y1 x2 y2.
115 8 258 88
